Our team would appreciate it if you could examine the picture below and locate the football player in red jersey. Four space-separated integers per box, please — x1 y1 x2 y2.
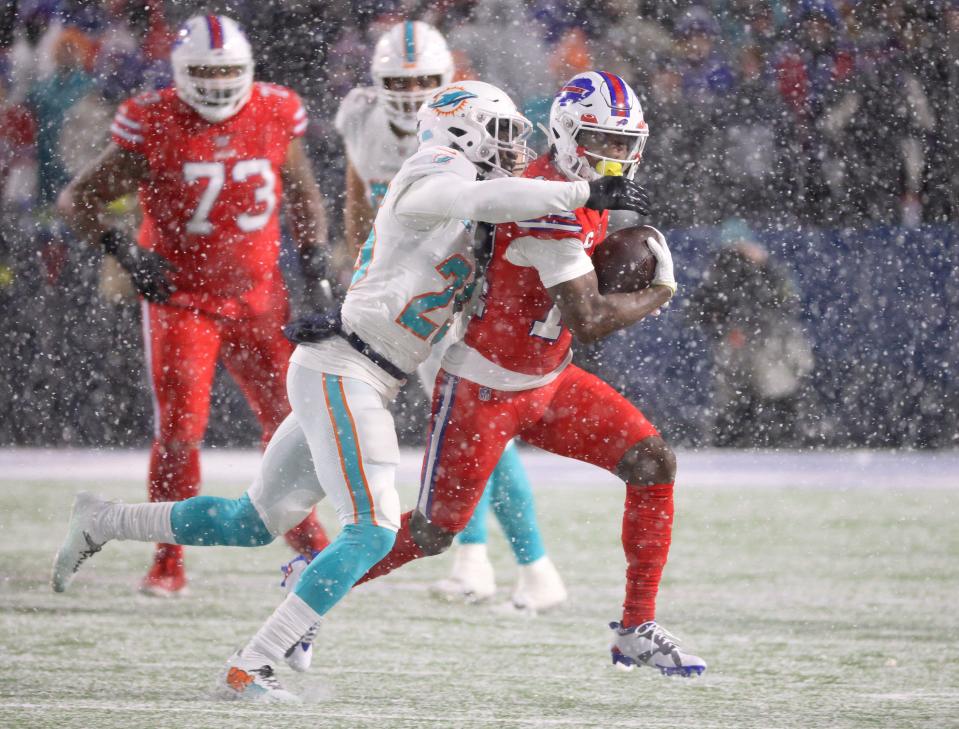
58 15 331 596
359 71 706 676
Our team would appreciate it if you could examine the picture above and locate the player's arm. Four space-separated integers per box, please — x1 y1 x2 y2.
281 137 335 309
546 237 676 344
57 143 176 303
57 142 147 243
395 169 650 225
343 158 373 256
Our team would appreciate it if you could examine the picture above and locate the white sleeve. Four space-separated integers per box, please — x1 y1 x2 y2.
396 173 591 225
505 236 595 288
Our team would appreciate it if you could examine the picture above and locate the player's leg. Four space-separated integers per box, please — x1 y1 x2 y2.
220 300 330 556
520 365 705 675
357 371 517 585
487 441 567 612
417 345 497 601
51 412 323 593
223 365 400 698
141 302 221 595
430 485 496 602
432 438 565 609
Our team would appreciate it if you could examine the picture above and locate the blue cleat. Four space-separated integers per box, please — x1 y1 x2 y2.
609 621 707 677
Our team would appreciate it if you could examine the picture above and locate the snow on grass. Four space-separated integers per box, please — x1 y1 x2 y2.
1 449 957 728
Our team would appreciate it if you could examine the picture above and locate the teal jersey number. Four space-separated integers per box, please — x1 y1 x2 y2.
369 181 388 210
351 225 376 287
396 254 473 341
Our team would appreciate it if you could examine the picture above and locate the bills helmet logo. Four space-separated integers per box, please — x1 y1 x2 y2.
556 77 596 106
428 87 477 116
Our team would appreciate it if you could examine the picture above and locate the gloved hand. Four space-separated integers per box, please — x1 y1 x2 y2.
585 177 650 215
100 229 176 303
299 244 338 311
645 231 677 297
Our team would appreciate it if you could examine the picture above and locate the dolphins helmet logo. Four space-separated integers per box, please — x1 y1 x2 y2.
556 77 596 106
428 87 478 116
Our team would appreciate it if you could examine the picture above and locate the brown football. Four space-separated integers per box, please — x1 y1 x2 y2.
593 225 661 294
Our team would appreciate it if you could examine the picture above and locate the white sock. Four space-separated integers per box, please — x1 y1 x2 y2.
243 593 322 665
458 543 489 563
98 502 176 544
520 555 550 576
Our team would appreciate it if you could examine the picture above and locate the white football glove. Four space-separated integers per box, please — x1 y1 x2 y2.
645 228 677 297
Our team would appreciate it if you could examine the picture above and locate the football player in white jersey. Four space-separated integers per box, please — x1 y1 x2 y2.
336 20 451 254
335 20 566 610
51 80 651 701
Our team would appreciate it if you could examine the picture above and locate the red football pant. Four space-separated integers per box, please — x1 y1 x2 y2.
360 365 672 624
143 295 328 560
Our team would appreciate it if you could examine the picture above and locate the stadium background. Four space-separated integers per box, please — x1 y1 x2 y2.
0 0 955 450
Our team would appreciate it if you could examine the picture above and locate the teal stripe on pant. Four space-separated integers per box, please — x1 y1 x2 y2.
457 442 545 565
324 374 376 525
170 493 274 547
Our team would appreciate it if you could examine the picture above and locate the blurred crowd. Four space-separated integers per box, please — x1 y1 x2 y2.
0 0 956 448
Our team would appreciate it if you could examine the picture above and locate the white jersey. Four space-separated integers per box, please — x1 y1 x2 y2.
341 146 480 376
293 145 591 398
334 87 418 209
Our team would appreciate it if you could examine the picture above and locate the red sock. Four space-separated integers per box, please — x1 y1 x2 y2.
621 482 674 628
148 441 200 502
149 442 200 567
355 511 425 585
284 509 331 556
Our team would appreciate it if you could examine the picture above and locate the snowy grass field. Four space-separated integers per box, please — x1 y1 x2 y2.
1 448 957 729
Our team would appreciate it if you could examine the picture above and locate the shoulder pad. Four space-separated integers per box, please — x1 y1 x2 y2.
335 87 378 134
129 89 164 108
255 82 292 99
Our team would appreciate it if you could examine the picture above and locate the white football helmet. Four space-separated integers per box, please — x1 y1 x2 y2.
171 15 254 123
371 20 454 134
417 80 534 179
547 71 649 181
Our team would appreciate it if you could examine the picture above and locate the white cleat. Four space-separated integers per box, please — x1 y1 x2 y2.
430 543 496 604
284 622 319 673
609 621 707 677
51 492 111 593
214 650 300 703
506 555 567 614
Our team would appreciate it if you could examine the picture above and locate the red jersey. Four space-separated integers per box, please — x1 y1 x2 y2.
110 82 308 318
462 156 608 377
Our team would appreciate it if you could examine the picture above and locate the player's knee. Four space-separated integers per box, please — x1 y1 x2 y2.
617 436 676 486
340 523 396 564
409 510 455 556
232 494 276 547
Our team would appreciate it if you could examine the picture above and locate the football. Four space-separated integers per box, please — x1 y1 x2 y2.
593 225 662 294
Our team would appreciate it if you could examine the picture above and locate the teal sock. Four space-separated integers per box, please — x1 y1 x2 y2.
489 443 545 565
457 480 492 545
170 493 274 547
293 523 395 615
